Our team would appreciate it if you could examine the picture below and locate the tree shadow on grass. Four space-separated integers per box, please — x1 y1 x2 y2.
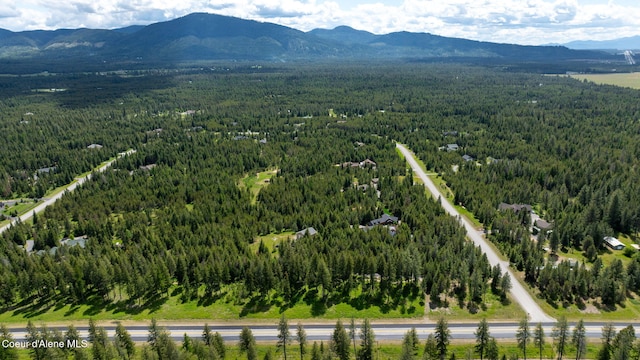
74 293 169 317
279 288 306 313
197 292 225 307
348 292 374 311
10 295 60 319
594 300 619 313
240 294 272 317
310 299 327 316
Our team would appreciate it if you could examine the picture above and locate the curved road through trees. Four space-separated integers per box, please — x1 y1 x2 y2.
0 150 135 236
396 143 554 323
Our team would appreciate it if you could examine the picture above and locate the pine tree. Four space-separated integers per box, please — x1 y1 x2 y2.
89 319 109 360
148 319 179 360
264 349 274 360
516 317 530 360
358 319 375 360
572 319 586 360
424 334 439 360
203 323 213 346
597 323 616 360
486 338 499 360
213 332 226 359
533 322 545 360
332 320 350 360
26 320 44 360
0 325 18 360
239 327 257 360
435 317 450 360
64 325 82 356
612 325 635 360
500 273 512 300
552 316 569 360
400 328 419 360
277 316 291 360
296 323 307 360
114 322 135 359
311 342 321 360
407 327 420 355
475 318 490 360
349 318 357 358
606 192 622 231
182 333 192 352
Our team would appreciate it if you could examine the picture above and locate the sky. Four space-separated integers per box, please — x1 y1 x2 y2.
1 0 640 45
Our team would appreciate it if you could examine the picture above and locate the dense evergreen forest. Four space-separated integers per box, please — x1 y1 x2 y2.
1 63 640 318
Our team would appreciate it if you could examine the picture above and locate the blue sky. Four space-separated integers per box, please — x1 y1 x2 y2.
1 0 640 45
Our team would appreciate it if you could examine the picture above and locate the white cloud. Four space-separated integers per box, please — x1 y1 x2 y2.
0 0 639 44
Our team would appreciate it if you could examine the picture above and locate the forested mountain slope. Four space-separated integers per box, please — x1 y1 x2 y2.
0 12 617 70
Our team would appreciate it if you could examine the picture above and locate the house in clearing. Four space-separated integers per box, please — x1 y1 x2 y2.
446 144 459 152
462 154 474 162
60 235 88 248
367 214 399 226
534 219 554 233
359 159 377 168
498 203 532 214
36 166 57 174
604 236 625 250
295 227 318 240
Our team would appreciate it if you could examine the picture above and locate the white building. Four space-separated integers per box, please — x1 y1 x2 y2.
604 236 625 250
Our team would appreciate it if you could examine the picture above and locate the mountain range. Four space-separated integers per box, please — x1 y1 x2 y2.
562 36 640 51
0 12 624 70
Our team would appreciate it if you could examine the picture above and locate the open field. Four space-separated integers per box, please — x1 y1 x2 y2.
569 72 640 89
238 169 278 205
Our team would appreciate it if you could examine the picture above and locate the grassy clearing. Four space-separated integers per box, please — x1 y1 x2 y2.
570 72 640 89
534 291 640 322
251 231 295 253
427 292 526 321
238 169 278 204
553 245 633 269
1 200 37 217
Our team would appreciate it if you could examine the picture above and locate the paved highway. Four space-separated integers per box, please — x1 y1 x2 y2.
396 143 555 323
0 150 135 235
4 321 636 343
